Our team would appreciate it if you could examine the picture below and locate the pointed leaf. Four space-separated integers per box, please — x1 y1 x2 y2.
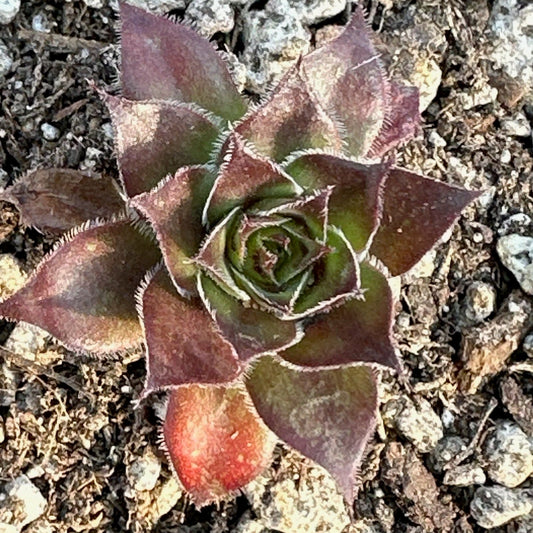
131 166 214 295
195 209 250 301
0 219 160 353
255 187 332 243
370 168 481 276
246 356 378 501
164 384 275 505
0 169 124 235
120 2 246 121
141 269 240 392
302 9 387 158
292 226 360 317
234 62 344 162
205 134 300 225
369 83 420 157
105 95 219 197
199 273 302 361
281 262 399 369
284 153 389 252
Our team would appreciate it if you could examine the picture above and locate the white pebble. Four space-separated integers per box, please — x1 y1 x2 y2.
0 40 12 78
40 123 60 141
0 0 20 25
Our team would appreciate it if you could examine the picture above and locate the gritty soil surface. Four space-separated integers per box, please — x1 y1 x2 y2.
0 1 532 532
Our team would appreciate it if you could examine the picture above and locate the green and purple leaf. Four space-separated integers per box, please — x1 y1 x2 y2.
119 2 246 121
369 83 420 158
284 153 389 252
204 133 300 226
105 95 219 197
164 384 275 505
0 169 124 235
246 356 378 501
131 166 214 295
291 227 360 317
199 273 303 361
369 168 481 276
194 208 250 301
234 61 344 162
301 9 388 158
0 219 160 353
141 268 240 392
282 262 400 369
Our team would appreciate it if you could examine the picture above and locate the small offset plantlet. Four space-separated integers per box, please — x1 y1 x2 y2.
0 3 479 505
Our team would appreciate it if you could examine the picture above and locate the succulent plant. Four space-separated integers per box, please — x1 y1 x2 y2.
0 3 479 505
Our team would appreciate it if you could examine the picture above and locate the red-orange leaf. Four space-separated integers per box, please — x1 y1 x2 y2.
164 385 275 505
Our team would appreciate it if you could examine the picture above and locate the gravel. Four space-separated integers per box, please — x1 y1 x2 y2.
383 396 443 453
0 475 47 531
0 0 19 25
497 234 533 295
0 40 12 78
470 486 533 529
483 420 533 488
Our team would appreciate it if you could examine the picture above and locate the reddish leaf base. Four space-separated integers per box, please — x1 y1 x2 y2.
164 385 275 505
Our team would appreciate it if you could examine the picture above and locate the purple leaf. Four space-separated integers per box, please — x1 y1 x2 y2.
234 61 344 161
164 384 275 505
130 166 213 295
369 168 481 276
0 219 160 353
246 356 378 501
281 262 400 370
199 273 303 361
302 9 387 158
119 2 247 121
369 84 420 158
0 169 124 235
204 133 300 226
105 95 219 197
141 268 240 392
284 153 389 252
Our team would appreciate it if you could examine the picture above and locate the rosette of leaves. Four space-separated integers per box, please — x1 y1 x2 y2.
0 3 479 504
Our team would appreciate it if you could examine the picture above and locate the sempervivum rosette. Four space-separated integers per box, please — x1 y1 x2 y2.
0 3 479 504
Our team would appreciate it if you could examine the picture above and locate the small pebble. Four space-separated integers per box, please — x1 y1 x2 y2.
430 436 467 473
470 486 533 529
40 123 60 141
483 420 533 487
0 40 12 78
0 0 20 25
0 475 47 529
500 148 512 164
497 234 533 294
497 213 532 236
523 333 533 358
0 254 26 299
184 0 235 36
442 462 486 486
383 397 443 453
463 281 497 323
83 0 106 8
428 130 447 147
4 323 49 361
31 13 50 33
501 112 532 137
127 448 161 492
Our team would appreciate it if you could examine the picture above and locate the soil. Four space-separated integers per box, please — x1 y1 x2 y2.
0 1 532 532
